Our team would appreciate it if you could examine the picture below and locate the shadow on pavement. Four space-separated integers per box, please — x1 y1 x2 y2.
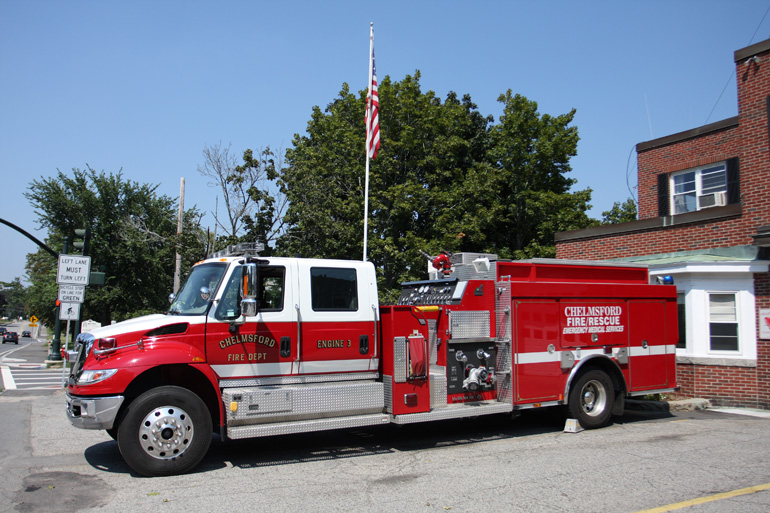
81 406 675 476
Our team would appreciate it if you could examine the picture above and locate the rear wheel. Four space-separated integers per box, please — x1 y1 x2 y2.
116 386 212 476
567 369 614 429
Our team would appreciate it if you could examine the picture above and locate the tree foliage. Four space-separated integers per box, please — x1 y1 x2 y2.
277 73 596 301
0 278 26 319
601 197 637 224
23 167 204 328
198 143 286 254
482 91 594 259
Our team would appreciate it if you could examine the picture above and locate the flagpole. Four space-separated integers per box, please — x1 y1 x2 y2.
363 22 374 262
363 155 371 262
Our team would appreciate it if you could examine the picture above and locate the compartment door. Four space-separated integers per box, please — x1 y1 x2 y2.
513 300 562 403
628 300 669 390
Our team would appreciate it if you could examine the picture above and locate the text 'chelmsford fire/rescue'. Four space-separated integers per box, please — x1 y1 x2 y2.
563 305 625 334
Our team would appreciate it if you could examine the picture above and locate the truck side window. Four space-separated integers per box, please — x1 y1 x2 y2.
310 267 358 311
215 265 286 319
259 266 285 311
215 269 242 320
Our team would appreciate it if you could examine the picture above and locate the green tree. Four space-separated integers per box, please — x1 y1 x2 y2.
279 73 494 301
278 75 595 300
601 197 637 224
0 278 26 319
482 91 594 259
198 143 286 253
24 167 204 328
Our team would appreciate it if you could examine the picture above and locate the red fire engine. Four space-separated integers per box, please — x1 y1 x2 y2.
65 244 677 476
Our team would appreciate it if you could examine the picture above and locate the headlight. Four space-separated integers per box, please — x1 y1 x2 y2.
77 369 117 385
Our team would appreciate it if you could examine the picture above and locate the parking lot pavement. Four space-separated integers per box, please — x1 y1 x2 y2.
1 387 769 513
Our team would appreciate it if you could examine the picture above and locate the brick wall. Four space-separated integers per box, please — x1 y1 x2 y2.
556 216 746 260
676 364 760 408
556 43 770 261
756 272 770 409
637 128 741 220
555 40 770 408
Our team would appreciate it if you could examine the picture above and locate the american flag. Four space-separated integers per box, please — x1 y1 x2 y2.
366 44 380 159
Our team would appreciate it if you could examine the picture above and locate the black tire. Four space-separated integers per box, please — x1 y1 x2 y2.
116 386 212 477
567 368 614 429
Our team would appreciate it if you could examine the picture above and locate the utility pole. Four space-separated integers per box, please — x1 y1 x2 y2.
174 177 185 294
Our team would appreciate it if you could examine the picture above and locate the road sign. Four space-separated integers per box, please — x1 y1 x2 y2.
58 284 85 304
59 302 80 321
29 315 38 324
81 320 102 333
57 255 91 285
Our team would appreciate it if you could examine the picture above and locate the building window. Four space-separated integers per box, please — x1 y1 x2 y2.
676 293 686 349
708 293 739 351
670 162 727 214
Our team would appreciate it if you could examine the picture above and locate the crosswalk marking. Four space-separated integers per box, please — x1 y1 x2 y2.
1 367 65 390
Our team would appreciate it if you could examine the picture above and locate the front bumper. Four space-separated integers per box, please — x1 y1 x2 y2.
66 393 125 430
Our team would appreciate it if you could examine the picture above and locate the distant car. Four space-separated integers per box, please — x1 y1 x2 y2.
21 330 32 338
2 331 19 344
0 326 6 336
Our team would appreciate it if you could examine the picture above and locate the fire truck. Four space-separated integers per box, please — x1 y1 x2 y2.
64 244 677 476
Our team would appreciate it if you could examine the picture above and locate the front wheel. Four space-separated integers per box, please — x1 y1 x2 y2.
567 369 614 429
116 386 212 476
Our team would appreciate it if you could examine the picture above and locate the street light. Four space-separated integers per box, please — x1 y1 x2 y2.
73 228 91 255
48 237 68 361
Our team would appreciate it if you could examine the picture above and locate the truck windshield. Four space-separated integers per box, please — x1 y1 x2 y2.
169 263 226 315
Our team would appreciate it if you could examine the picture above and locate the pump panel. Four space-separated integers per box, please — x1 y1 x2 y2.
397 279 463 306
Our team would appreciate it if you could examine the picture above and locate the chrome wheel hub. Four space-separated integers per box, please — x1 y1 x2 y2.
581 380 607 417
138 406 194 460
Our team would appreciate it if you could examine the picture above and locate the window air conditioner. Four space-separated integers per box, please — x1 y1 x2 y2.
698 191 727 209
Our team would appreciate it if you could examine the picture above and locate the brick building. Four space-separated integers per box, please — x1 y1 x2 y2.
555 38 770 408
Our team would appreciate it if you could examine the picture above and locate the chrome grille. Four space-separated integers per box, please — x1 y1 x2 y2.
70 332 95 385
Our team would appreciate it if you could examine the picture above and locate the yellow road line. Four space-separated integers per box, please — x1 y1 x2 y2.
635 482 770 512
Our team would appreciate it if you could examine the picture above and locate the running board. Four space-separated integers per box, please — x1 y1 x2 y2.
391 401 513 425
226 413 391 440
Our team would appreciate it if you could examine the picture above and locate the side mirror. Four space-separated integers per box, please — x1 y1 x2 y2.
168 293 176 304
240 263 258 317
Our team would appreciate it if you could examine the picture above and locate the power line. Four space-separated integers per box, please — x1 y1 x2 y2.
704 3 770 124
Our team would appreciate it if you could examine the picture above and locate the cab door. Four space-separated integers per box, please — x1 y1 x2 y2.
206 261 298 380
295 260 378 377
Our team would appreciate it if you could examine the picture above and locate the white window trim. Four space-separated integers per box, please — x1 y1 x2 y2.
669 161 727 215
706 291 740 355
648 263 761 362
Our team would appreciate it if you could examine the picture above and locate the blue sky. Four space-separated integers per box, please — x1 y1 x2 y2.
1 1 769 285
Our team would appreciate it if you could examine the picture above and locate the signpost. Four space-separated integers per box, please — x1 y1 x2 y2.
59 302 80 321
55 257 90 371
57 255 91 285
58 285 85 304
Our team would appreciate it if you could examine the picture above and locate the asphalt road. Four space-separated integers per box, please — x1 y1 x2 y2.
0 321 63 391
1 385 769 512
1 321 769 512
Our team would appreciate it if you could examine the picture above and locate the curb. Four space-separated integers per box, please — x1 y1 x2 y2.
625 398 711 413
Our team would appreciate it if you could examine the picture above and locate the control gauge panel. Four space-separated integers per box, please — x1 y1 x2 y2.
397 279 466 306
